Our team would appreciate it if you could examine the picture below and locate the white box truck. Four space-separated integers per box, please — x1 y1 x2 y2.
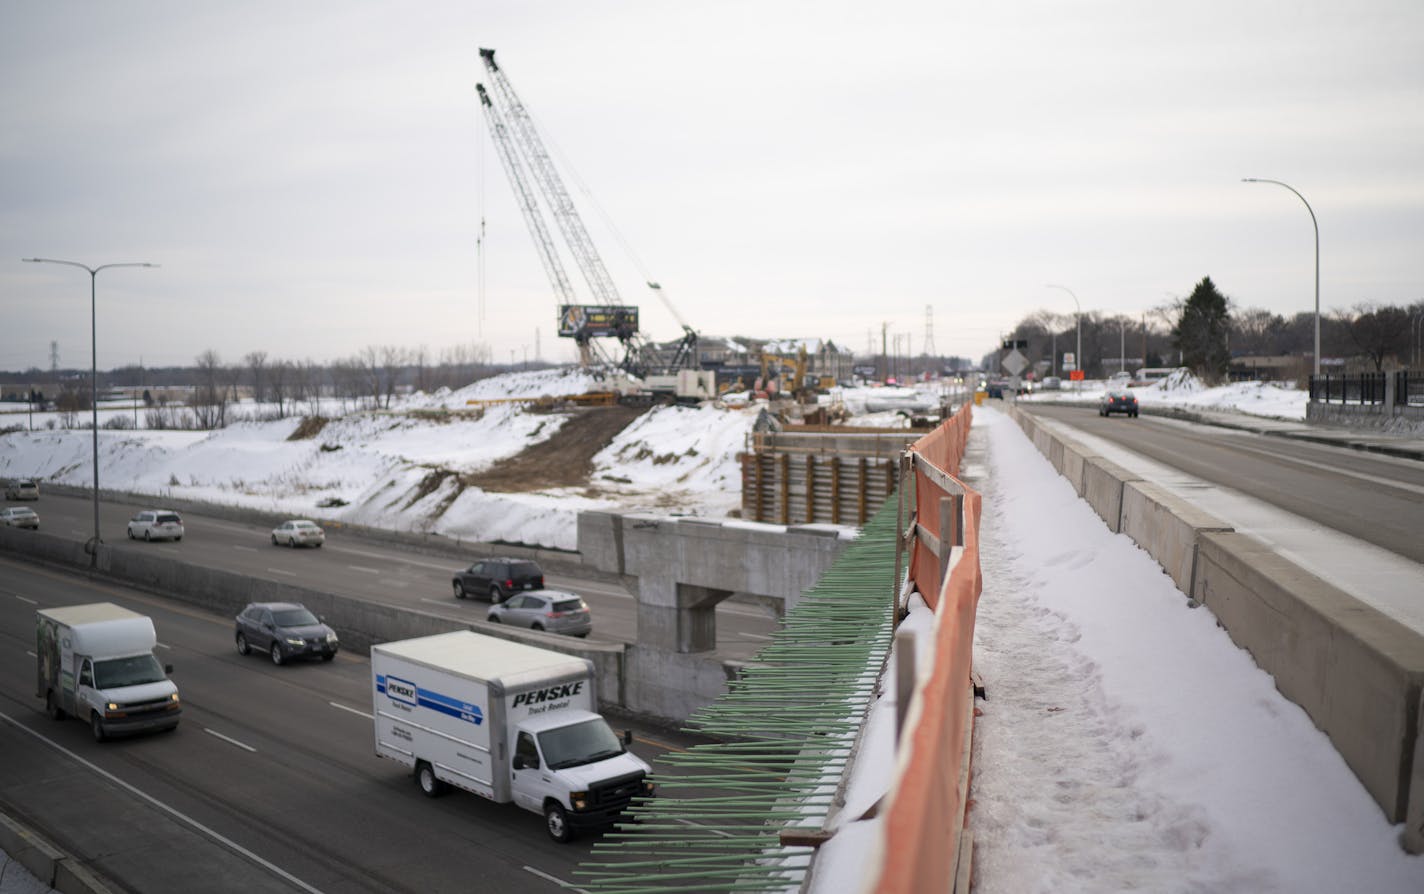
371 630 653 842
36 603 182 741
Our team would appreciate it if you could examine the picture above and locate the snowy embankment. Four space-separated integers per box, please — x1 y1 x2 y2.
0 369 762 551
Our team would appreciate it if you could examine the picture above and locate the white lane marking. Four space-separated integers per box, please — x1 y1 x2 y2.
674 817 736 839
205 728 258 753
233 545 257 553
419 598 460 608
26 650 36 658
326 546 452 571
156 642 172 650
12 594 37 605
266 568 297 577
522 866 588 892
348 565 381 574
0 710 325 894
329 701 373 720
740 633 772 642
380 580 410 589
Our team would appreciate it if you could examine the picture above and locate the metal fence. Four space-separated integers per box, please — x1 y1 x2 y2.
1309 371 1424 407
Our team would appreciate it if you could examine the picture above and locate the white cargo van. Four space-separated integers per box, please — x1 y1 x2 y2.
371 630 653 842
36 603 182 741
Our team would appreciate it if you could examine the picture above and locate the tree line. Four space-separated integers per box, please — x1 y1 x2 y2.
0 342 557 430
992 278 1424 383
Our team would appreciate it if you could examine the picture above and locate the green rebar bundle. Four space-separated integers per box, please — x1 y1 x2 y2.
576 493 903 893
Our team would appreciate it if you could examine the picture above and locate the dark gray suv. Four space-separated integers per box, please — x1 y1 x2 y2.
235 602 339 666
452 558 544 603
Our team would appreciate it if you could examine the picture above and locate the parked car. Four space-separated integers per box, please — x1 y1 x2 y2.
234 602 339 665
4 479 39 500
487 590 592 638
127 510 184 542
1099 389 1139 417
1040 376 1062 391
453 558 545 602
1 507 39 529
271 519 325 548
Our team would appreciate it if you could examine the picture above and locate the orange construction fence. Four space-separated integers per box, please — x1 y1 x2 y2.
869 400 983 893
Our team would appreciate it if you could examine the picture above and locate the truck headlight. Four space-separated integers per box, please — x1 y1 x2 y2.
169 693 180 703
106 702 119 711
571 792 588 811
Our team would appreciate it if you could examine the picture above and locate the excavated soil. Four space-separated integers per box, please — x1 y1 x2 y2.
465 405 644 493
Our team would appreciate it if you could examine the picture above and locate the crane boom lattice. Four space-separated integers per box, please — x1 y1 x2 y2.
479 48 624 309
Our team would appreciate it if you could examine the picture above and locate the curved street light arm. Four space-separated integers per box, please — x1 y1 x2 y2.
1242 177 1320 376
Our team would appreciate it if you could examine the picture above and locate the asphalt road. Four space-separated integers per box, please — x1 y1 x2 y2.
0 556 714 893
13 491 779 660
1022 404 1424 564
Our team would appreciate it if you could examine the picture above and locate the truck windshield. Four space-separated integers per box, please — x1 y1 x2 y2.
539 718 624 770
94 655 167 689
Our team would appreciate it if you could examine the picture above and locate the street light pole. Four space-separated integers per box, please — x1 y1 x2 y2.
1047 284 1081 384
1242 178 1320 377
22 258 157 565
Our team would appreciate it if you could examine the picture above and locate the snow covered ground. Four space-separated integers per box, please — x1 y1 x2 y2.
964 406 1424 892
1021 369 1308 421
5 368 1420 890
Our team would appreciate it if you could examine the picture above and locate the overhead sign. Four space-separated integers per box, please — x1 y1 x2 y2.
1000 349 1028 376
557 305 639 339
1062 351 1076 371
1001 338 1028 351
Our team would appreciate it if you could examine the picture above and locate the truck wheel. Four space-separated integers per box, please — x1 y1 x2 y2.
46 691 65 721
270 643 285 666
453 581 466 600
236 633 250 656
91 713 106 742
416 761 446 798
544 802 574 843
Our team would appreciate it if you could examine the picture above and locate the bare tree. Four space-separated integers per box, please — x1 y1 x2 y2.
244 351 269 406
380 345 408 408
268 360 290 417
1344 303 1412 371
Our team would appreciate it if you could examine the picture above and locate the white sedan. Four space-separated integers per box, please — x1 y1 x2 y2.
1 507 39 529
271 519 325 548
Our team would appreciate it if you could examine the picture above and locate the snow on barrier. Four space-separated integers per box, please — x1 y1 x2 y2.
865 402 984 893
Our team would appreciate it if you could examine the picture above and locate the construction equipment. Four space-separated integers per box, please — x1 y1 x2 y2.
476 48 708 397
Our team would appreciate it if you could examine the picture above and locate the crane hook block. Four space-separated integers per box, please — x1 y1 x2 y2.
479 47 498 69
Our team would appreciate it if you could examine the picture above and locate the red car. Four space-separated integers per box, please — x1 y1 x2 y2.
1099 389 1139 417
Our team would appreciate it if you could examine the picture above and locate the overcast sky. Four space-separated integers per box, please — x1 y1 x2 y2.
3 1 1422 372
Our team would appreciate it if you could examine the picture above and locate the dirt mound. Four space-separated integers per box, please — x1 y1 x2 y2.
466 405 644 493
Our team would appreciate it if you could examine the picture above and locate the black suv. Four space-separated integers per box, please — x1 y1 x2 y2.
453 558 544 603
234 602 339 666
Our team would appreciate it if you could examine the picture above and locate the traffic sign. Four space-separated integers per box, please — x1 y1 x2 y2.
1001 349 1028 376
1069 370 1085 381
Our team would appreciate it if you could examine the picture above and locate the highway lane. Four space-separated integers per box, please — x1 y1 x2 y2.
0 556 705 893
16 490 780 658
1022 404 1424 564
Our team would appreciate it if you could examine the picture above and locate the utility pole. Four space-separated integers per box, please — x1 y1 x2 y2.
923 305 936 378
881 322 889 383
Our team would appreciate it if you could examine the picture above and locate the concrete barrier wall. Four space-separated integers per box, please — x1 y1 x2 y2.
1080 456 1140 533
1120 481 1233 595
0 809 116 894
1009 405 1424 850
1194 531 1424 830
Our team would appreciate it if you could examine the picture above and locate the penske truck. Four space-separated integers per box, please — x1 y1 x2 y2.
36 603 182 741
371 630 653 842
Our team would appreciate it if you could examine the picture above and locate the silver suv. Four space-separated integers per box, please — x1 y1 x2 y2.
4 479 39 500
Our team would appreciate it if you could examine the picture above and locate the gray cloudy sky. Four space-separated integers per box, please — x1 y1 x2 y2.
2 1 1422 371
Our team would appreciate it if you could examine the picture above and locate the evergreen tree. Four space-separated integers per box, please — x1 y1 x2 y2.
1172 277 1232 380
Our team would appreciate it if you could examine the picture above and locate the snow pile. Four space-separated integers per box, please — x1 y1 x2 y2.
401 366 606 409
592 403 757 509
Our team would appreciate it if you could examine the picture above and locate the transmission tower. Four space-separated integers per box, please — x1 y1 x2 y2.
49 341 59 377
923 305 936 357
